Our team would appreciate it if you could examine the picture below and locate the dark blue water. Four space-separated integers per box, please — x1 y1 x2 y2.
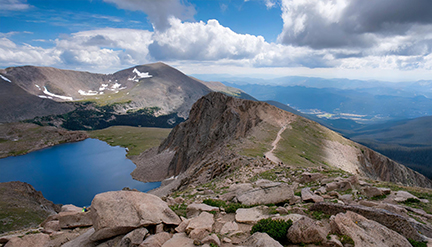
0 139 160 206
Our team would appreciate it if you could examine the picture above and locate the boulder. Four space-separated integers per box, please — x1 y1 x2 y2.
242 232 283 247
202 234 221 246
61 204 83 212
42 220 60 233
139 232 171 247
287 216 328 244
186 204 219 218
119 227 148 247
276 207 289 215
324 235 343 247
330 211 411 247
4 233 50 247
220 221 239 235
310 202 428 241
272 214 305 223
186 212 214 240
62 228 95 247
236 181 293 206
362 187 385 198
301 187 324 203
58 211 93 229
161 233 194 247
235 206 269 224
392 190 419 202
175 219 191 233
299 172 324 183
90 191 181 241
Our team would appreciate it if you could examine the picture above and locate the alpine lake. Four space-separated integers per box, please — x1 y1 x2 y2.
0 138 161 206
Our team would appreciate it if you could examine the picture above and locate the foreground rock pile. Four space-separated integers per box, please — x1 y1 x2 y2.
2 168 432 247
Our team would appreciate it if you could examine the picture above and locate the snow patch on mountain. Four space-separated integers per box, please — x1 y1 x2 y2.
78 90 98 96
128 68 152 82
43 87 73 101
0 75 11 83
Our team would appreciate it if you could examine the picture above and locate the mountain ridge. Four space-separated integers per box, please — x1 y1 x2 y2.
132 92 432 196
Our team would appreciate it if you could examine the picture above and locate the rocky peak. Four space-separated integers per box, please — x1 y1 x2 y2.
158 92 295 176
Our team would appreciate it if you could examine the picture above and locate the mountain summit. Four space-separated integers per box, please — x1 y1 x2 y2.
132 92 432 195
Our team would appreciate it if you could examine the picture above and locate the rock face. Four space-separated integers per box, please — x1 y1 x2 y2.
90 191 181 241
330 211 411 247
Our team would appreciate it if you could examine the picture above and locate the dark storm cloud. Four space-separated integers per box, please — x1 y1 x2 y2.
279 0 432 50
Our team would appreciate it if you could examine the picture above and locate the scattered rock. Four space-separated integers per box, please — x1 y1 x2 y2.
186 212 214 240
275 207 288 215
140 232 171 247
220 221 239 235
202 233 220 246
161 233 194 247
392 190 419 202
299 172 324 183
90 191 181 241
236 181 293 206
235 206 268 224
119 227 148 247
186 204 219 218
62 227 95 247
272 214 305 223
42 220 60 233
301 187 324 203
4 233 50 247
175 219 191 233
330 211 411 247
324 234 343 247
242 232 283 247
58 211 93 229
61 204 83 212
362 186 385 198
287 216 328 244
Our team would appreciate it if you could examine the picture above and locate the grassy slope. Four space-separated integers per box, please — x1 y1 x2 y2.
88 126 171 156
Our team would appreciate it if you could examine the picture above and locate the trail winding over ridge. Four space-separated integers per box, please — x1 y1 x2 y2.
264 125 287 163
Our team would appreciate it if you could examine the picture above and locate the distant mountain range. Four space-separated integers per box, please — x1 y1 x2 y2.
0 63 254 129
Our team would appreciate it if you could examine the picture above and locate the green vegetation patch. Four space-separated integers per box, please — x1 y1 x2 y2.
371 194 387 200
409 239 427 247
0 202 47 234
251 218 293 244
88 126 171 156
274 118 326 167
169 203 187 218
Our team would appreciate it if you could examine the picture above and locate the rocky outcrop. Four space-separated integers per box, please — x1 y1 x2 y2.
242 232 283 247
236 180 294 206
330 211 411 247
310 202 429 241
90 191 181 241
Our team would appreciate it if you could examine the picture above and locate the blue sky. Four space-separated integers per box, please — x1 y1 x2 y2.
1 0 432 82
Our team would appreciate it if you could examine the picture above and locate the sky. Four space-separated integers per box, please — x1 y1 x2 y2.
1 0 432 82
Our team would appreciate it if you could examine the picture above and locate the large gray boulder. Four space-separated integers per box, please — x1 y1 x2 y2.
186 203 219 218
310 202 429 241
90 191 181 241
330 211 411 247
58 211 93 229
287 216 328 244
236 181 293 206
62 228 95 247
139 232 171 247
